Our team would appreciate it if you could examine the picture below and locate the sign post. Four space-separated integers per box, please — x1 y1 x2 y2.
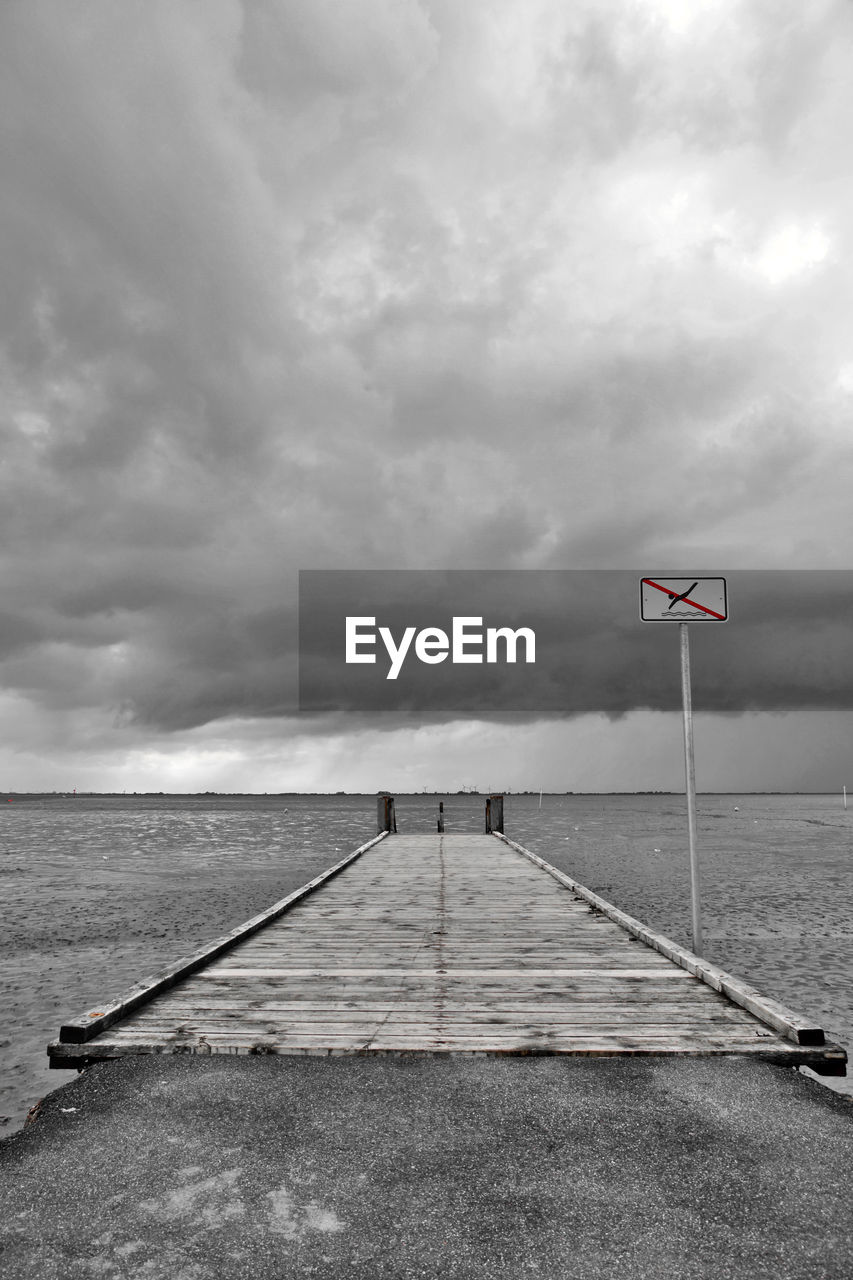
679 621 701 956
640 576 728 957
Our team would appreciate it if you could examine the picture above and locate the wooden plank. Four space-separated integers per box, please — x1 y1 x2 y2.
196 967 693 978
57 831 389 1044
140 993 756 1012
223 933 657 943
183 981 709 997
48 1034 844 1064
104 1022 781 1041
495 833 829 1047
142 996 741 1013
205 956 678 967
113 1030 773 1047
122 995 763 1018
204 946 673 959
124 1001 769 1021
79 1025 791 1047
209 931 616 945
151 966 684 979
227 937 650 948
120 1019 780 1039
184 962 696 972
49 1033 827 1054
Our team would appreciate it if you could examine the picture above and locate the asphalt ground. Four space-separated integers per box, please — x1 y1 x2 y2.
1 1054 852 1279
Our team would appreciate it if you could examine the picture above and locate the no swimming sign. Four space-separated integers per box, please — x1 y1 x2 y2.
640 576 728 622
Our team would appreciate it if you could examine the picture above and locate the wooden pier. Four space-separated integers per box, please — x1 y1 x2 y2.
49 814 846 1073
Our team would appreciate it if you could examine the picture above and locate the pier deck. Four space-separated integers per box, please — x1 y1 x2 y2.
49 832 846 1070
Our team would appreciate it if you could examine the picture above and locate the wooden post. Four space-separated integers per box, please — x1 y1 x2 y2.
485 794 504 834
377 794 396 834
437 801 445 833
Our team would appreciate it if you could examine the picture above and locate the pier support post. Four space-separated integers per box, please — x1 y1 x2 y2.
377 794 397 834
485 794 504 834
437 801 445 833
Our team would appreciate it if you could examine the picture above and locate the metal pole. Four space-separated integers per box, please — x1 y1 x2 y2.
679 623 703 956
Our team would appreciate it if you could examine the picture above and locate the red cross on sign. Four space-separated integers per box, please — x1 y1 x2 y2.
640 577 728 622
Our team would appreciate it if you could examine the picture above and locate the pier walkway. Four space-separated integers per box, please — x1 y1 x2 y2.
48 830 845 1071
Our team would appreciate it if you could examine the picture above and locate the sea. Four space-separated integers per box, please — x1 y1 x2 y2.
2 791 851 1134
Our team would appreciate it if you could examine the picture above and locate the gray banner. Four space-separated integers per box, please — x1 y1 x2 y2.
298 569 853 715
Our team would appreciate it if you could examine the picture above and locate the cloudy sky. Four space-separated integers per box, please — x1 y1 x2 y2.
2 0 852 793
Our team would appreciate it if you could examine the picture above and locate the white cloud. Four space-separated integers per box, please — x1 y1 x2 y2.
752 222 831 284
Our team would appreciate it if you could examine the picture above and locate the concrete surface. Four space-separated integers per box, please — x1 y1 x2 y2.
1 1054 852 1279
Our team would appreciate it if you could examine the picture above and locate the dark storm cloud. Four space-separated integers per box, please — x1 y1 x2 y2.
2 1 853 768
